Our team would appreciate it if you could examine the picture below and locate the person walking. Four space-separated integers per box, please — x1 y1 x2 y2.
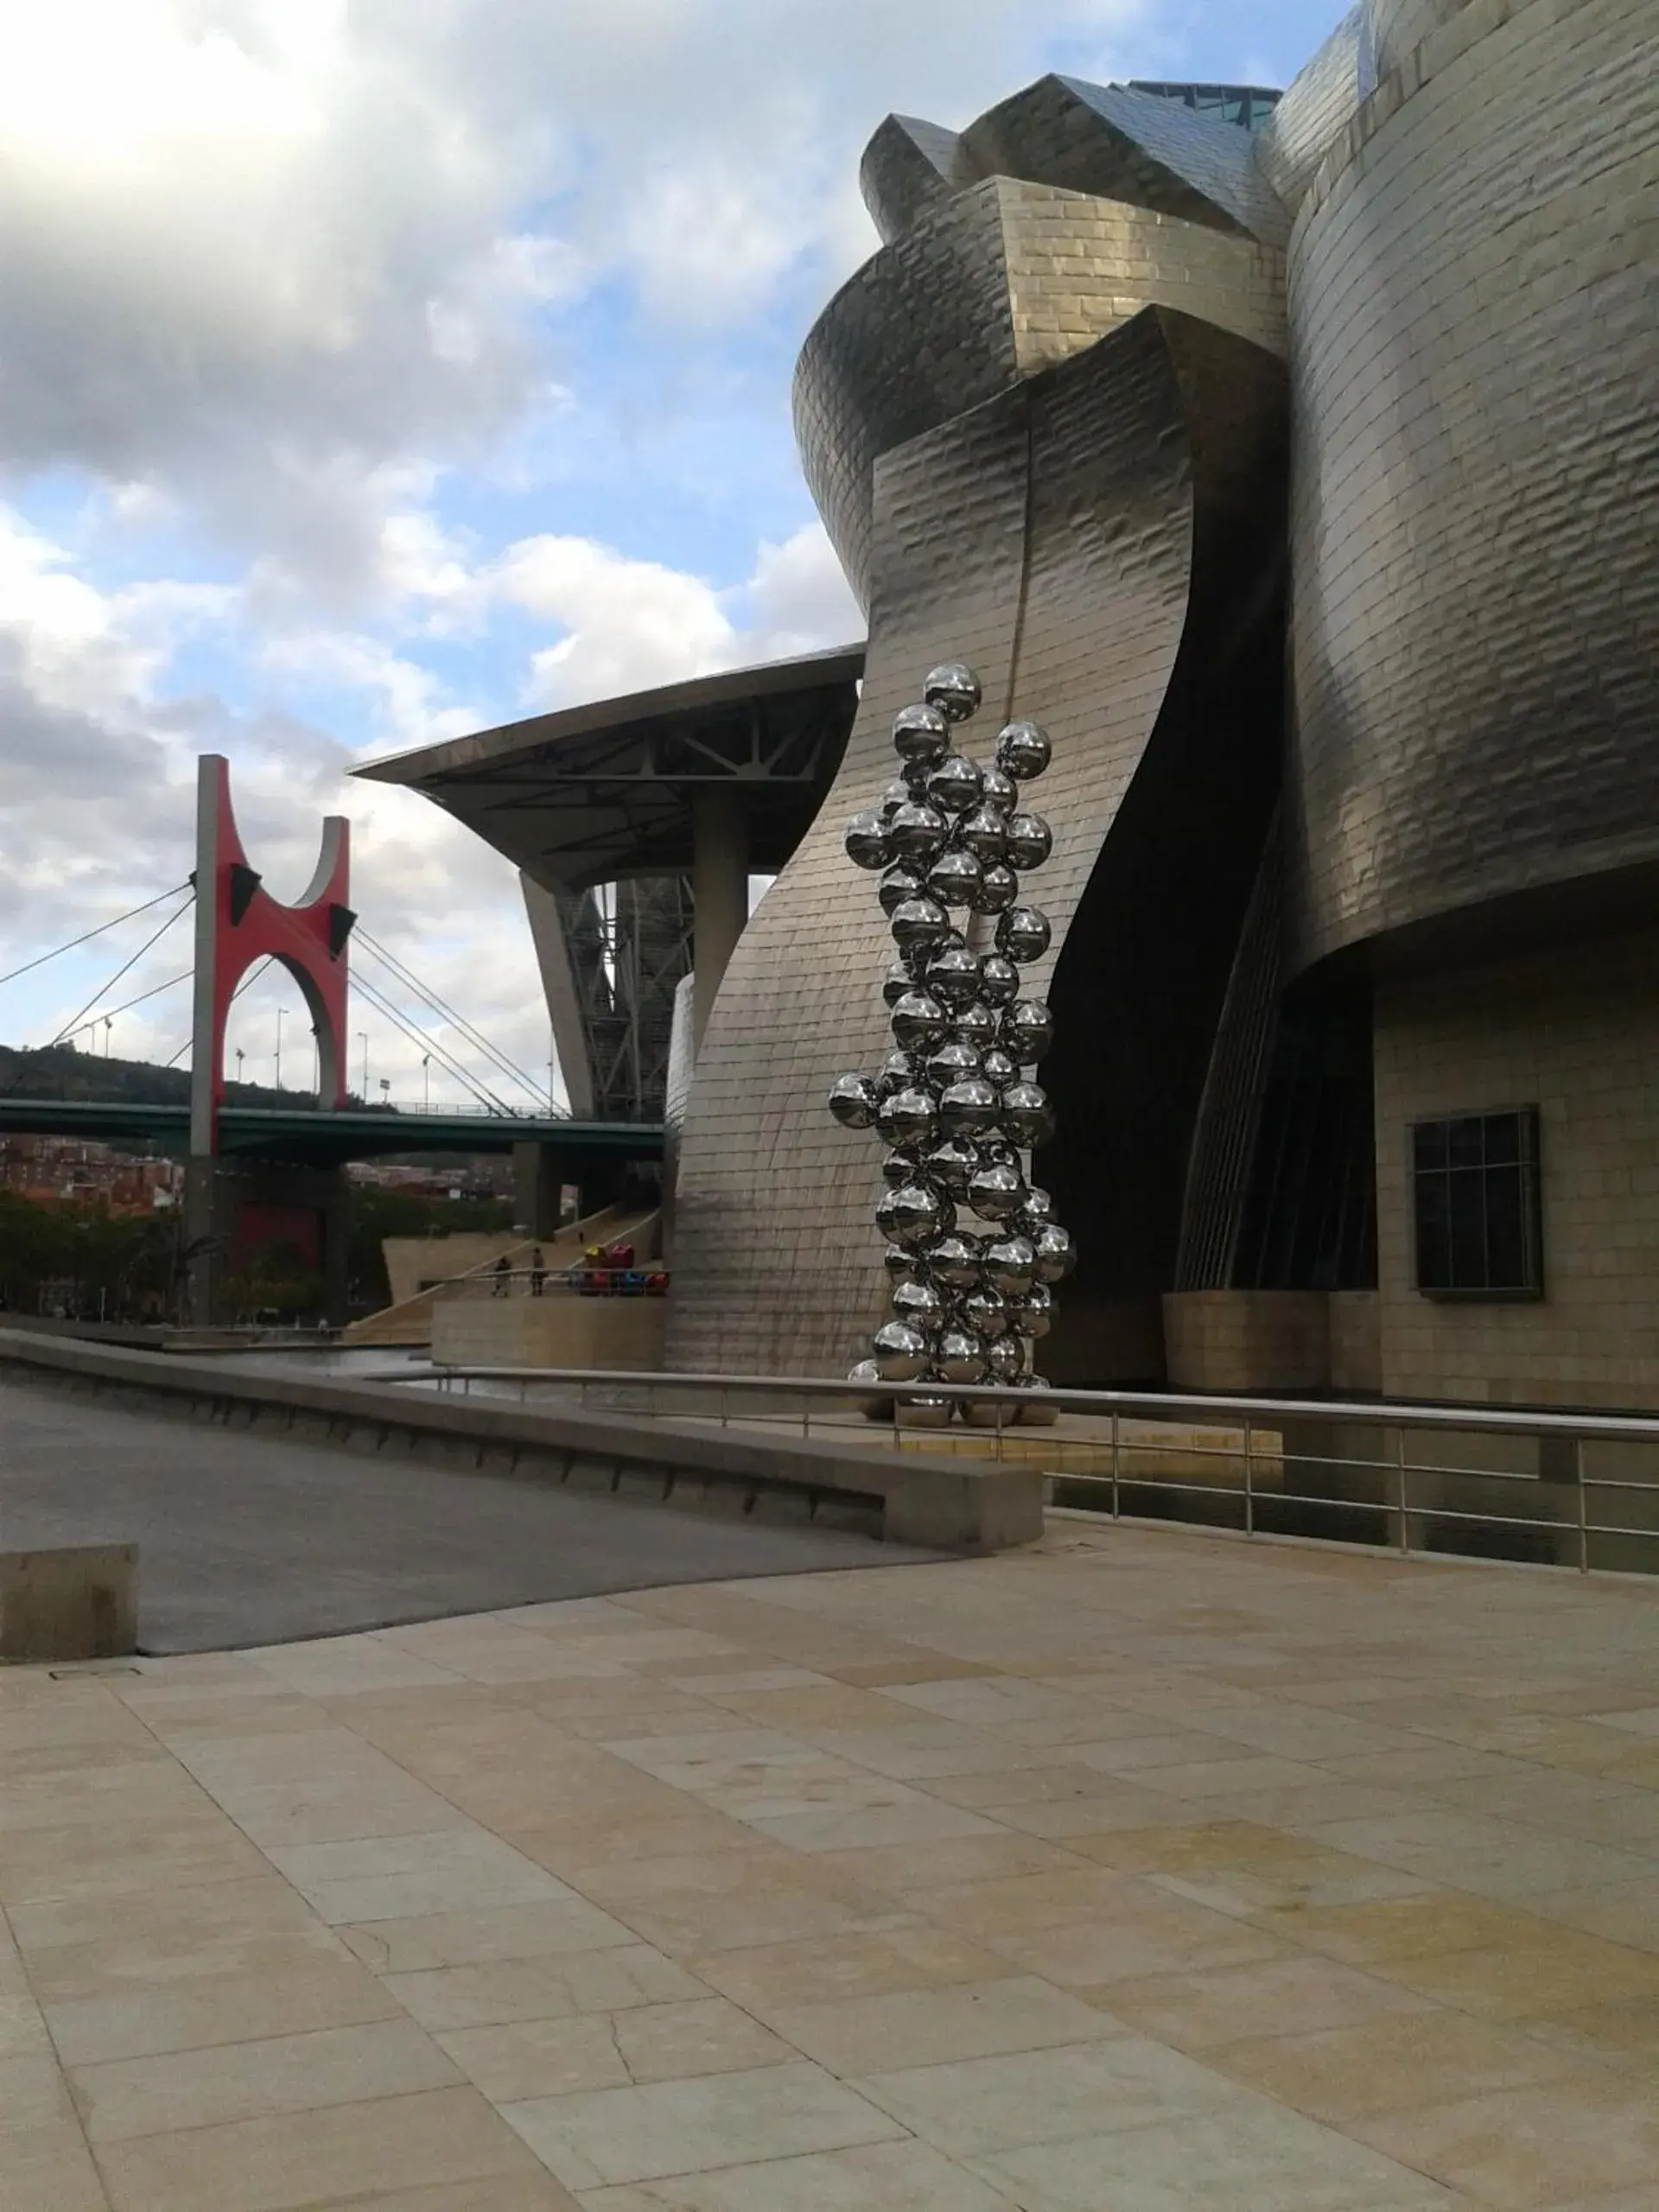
492 1254 510 1298
530 1246 546 1298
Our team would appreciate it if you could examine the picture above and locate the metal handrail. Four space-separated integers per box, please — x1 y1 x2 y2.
361 1364 1659 1444
349 1362 1659 1577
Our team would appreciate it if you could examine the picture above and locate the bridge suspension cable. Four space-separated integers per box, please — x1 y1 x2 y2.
350 969 517 1116
353 926 554 1111
44 889 195 1050
55 969 194 1046
0 882 193 992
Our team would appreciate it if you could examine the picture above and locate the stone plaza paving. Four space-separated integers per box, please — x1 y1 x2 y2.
3 1523 1659 2210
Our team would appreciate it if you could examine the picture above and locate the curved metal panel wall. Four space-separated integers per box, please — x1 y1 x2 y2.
796 182 1284 602
669 306 1287 1377
1253 8 1364 212
1366 0 1466 77
1287 0 1659 974
667 396 1033 1375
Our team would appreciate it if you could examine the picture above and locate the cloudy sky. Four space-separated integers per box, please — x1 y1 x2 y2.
0 0 1339 1108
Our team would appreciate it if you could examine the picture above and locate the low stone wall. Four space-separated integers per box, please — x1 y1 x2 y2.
432 1293 668 1371
1162 1290 1330 1393
0 1328 1041 1556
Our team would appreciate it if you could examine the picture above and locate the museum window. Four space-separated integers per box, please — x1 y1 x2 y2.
1411 1109 1542 1298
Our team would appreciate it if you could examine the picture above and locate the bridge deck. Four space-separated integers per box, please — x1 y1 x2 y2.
0 1097 662 1161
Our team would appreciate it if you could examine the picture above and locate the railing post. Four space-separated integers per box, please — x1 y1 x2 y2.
1575 1435 1589 1573
1243 1418 1255 1538
995 1394 1005 1463
1395 1424 1409 1554
1111 1409 1121 1520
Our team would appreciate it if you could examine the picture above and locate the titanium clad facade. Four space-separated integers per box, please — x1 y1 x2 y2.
670 99 1293 1374
1286 0 1659 975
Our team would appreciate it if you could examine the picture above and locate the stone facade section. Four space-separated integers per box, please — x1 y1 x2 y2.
1373 926 1659 1409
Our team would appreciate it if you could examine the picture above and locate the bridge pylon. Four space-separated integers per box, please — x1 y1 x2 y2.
185 757 356 1327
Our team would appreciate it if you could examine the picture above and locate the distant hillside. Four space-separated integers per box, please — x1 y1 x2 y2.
0 1042 319 1110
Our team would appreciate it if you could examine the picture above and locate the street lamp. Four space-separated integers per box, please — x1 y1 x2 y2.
422 1053 431 1111
357 1032 369 1101
378 1076 391 1108
103 1016 112 1058
234 1048 245 1088
275 1007 286 1090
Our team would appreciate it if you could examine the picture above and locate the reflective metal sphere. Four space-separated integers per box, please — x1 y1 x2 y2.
874 1047 921 1098
892 701 950 766
995 905 1052 964
882 957 918 1007
880 1146 925 1188
926 849 982 910
924 1039 980 1092
887 800 949 863
979 1136 1020 1167
1007 1282 1053 1338
889 990 948 1050
926 1230 982 1290
886 1180 951 1249
938 1077 1001 1138
950 1000 999 1051
979 1046 1020 1092
923 661 982 723
1000 1080 1056 1147
891 1276 944 1330
878 861 926 918
872 1319 928 1382
926 945 982 1009
847 1357 884 1386
979 764 1017 811
1013 1185 1054 1234
1003 810 1053 871
843 810 893 871
928 753 982 813
935 1328 987 1385
890 896 951 955
995 719 1052 780
982 1233 1038 1295
956 801 1007 862
879 776 917 819
1033 1223 1076 1283
923 1139 982 1204
827 1071 878 1129
1003 997 1053 1063
969 862 1019 914
881 1243 914 1277
968 1160 1028 1220
978 953 1021 1007
963 1283 1008 1337
986 1332 1026 1379
877 1085 938 1149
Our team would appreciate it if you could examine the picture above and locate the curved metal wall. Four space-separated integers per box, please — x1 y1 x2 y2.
1287 0 1659 975
1253 8 1363 212
796 181 1284 601
669 305 1287 1377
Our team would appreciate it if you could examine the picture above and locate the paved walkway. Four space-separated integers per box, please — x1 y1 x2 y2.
4 1523 1659 2209
0 1376 937 1652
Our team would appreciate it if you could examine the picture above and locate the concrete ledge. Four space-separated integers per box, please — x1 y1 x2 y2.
0 1329 1042 1556
1 1544 137 1663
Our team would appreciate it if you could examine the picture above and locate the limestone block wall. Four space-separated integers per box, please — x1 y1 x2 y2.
1286 0 1659 974
1373 926 1659 1409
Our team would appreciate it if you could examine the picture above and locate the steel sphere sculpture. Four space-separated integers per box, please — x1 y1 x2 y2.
830 663 1076 1420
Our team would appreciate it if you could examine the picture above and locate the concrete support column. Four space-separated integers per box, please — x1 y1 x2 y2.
512 1142 566 1240
690 787 747 1053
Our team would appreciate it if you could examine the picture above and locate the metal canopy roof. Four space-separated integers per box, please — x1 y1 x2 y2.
355 645 865 893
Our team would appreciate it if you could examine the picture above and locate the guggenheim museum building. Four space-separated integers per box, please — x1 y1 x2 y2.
365 0 1658 1414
